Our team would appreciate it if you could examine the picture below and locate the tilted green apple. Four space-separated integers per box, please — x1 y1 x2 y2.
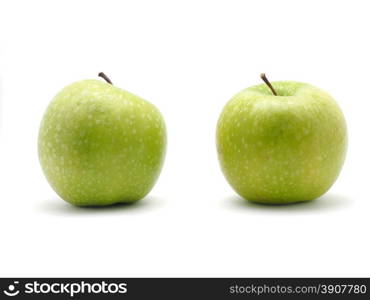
39 73 166 206
216 74 347 204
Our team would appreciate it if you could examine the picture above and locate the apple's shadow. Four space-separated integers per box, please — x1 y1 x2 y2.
226 193 351 213
39 196 161 216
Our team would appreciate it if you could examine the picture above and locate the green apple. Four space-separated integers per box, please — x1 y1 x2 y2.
38 73 166 206
216 74 347 204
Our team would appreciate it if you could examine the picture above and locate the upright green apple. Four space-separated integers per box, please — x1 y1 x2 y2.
216 74 347 204
39 73 166 206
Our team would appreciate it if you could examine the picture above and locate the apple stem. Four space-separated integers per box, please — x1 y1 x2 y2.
98 72 113 85
260 73 277 96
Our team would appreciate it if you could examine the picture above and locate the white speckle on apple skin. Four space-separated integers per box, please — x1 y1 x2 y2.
216 81 347 204
38 80 166 206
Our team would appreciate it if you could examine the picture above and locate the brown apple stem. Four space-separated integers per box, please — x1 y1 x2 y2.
260 73 277 96
98 72 113 85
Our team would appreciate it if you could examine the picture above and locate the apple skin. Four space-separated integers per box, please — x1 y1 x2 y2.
38 79 166 206
216 81 347 204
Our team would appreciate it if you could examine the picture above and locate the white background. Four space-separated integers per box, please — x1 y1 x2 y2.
0 0 369 277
